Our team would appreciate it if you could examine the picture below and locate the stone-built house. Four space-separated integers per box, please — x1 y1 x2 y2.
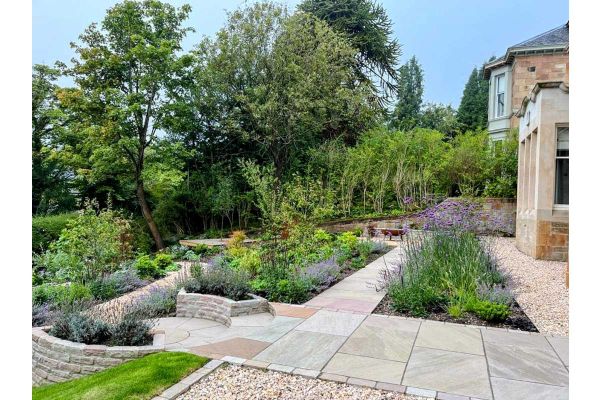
484 23 569 261
483 23 569 141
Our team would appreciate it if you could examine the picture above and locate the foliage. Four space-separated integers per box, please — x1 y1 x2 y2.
185 263 251 301
34 201 133 284
32 352 208 400
32 283 93 307
88 269 148 301
444 130 490 196
483 130 519 197
470 300 510 322
133 255 165 280
154 253 175 271
129 285 181 318
419 103 462 139
380 229 508 318
50 312 112 345
298 0 401 99
457 60 492 131
32 212 78 253
391 56 424 131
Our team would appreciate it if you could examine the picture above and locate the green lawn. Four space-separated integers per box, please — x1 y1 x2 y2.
32 352 209 400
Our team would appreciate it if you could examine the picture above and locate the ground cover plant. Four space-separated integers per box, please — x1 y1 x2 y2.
31 352 209 400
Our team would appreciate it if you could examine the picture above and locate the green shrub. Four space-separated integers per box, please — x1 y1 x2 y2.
471 300 510 322
134 255 164 280
34 202 134 284
388 283 443 317
154 253 175 271
337 231 358 251
32 212 78 253
313 229 332 242
32 283 93 307
109 317 153 346
271 277 312 304
193 244 211 255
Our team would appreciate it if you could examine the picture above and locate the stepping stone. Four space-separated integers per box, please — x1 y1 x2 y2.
547 336 569 366
270 303 318 319
402 347 492 399
323 353 406 384
485 342 569 387
415 322 484 355
187 325 261 344
296 309 366 336
253 330 346 370
491 377 568 400
190 337 270 359
339 315 419 362
245 316 304 343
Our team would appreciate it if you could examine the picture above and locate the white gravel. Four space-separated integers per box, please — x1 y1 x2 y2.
178 365 426 400
490 237 569 336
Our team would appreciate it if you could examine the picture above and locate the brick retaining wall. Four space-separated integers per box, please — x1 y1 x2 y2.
32 326 165 387
176 289 269 326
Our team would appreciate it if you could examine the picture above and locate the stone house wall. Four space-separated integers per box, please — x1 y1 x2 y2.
32 327 165 387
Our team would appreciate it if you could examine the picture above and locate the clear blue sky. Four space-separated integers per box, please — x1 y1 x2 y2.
33 0 568 107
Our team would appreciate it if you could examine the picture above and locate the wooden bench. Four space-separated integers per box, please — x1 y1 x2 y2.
367 227 407 241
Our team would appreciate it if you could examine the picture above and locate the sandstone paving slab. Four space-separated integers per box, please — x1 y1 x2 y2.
311 288 384 302
164 328 190 345
155 317 193 330
402 347 492 399
304 296 378 313
481 329 553 351
187 325 261 344
323 353 406 384
415 322 484 355
175 318 223 331
173 336 211 348
295 309 366 336
484 341 569 387
253 330 346 370
330 278 379 292
244 316 304 343
339 315 419 362
270 303 317 319
229 312 274 327
190 338 270 360
491 377 569 400
547 336 569 366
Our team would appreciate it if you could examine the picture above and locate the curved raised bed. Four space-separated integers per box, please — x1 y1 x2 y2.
32 326 165 387
176 289 269 326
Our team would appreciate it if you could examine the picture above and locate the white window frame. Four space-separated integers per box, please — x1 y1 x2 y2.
495 74 506 118
553 125 569 209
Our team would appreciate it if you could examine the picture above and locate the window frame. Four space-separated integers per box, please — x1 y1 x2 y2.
495 73 506 118
553 124 569 209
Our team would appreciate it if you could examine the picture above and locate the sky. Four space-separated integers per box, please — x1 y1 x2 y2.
32 0 568 107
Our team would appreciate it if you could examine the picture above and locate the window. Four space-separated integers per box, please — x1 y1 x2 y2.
554 126 569 205
495 74 506 117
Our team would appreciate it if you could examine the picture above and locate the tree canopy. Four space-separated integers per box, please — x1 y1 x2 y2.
390 56 424 131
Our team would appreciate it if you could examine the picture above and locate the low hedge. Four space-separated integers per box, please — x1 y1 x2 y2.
32 212 78 253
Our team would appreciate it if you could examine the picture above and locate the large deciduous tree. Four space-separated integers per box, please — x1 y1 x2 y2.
298 0 401 101
390 55 424 131
58 0 195 249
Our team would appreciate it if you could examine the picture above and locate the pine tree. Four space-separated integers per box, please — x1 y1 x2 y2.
457 58 494 131
390 56 424 131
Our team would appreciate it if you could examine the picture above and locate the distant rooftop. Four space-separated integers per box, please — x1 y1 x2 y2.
484 22 569 78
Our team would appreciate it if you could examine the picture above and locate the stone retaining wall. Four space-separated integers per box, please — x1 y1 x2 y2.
176 289 269 326
32 327 165 387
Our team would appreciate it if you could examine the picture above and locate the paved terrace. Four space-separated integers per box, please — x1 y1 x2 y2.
155 244 569 400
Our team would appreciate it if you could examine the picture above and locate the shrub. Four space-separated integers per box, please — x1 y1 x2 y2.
337 231 358 252
227 247 261 276
88 269 148 301
129 286 179 318
32 212 78 253
109 317 153 346
167 244 189 260
193 244 211 255
471 300 510 322
300 256 341 289
388 283 443 317
32 303 53 327
271 277 312 304
134 255 164 280
313 229 332 242
227 231 247 248
154 253 175 271
182 250 200 261
185 263 251 301
34 201 134 284
32 283 93 307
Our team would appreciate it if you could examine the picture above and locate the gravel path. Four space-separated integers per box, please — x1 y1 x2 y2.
178 365 426 400
490 237 569 336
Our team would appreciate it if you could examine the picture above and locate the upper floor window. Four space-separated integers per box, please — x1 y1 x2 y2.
554 126 569 205
495 74 506 117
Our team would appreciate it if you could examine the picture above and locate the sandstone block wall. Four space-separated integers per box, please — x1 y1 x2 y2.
176 289 269 326
32 327 165 387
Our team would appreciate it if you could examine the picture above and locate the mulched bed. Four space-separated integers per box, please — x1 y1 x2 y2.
373 294 538 332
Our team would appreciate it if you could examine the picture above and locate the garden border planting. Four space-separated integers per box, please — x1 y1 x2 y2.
176 289 270 326
31 326 165 387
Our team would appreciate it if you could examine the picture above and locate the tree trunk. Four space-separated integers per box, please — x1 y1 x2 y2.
136 181 165 250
